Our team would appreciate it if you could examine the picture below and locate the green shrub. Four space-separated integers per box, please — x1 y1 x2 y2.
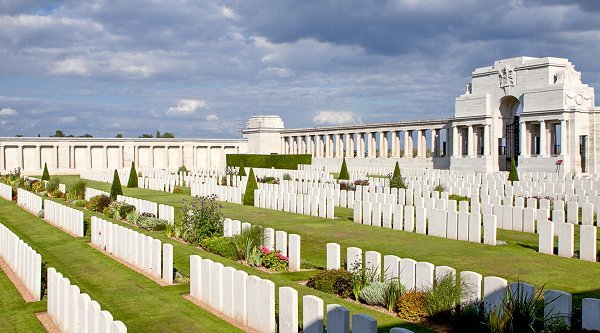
110 170 123 200
424 274 461 320
233 225 263 266
243 168 258 206
359 281 388 306
450 304 489 333
200 237 239 260
176 196 223 245
42 163 50 181
138 217 168 231
350 264 381 300
86 194 111 213
103 207 111 217
118 204 135 218
173 186 182 194
306 269 353 298
449 194 470 204
177 165 188 174
226 154 311 170
257 176 279 184
126 211 140 225
282 173 292 181
127 162 138 188
395 290 428 321
74 200 86 207
32 181 45 193
508 158 519 182
68 180 86 200
338 157 350 180
238 162 246 177
260 246 288 272
385 279 405 312
46 177 60 193
434 184 446 192
389 161 407 189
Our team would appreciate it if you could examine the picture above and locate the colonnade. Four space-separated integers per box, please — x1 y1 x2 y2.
281 125 447 159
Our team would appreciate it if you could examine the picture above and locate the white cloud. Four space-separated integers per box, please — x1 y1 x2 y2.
0 108 17 116
166 99 206 116
221 6 237 19
52 58 90 75
313 111 360 126
259 67 294 78
206 114 219 121
58 116 76 123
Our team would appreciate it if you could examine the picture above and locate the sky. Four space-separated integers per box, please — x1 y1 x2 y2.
0 0 599 138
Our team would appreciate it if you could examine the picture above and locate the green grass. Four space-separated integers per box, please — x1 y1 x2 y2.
6 177 427 333
0 260 46 332
57 175 600 305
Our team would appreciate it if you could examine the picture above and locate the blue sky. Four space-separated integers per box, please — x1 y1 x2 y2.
0 0 599 138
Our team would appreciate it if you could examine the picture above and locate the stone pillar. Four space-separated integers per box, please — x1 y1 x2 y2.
87 145 92 169
467 126 474 157
452 126 458 156
379 132 388 157
432 129 440 157
36 145 41 170
365 132 373 157
336 134 343 157
357 133 364 158
403 131 410 158
539 120 547 157
560 120 568 155
520 121 528 156
483 125 490 156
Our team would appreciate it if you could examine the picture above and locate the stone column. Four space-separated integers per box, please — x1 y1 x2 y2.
378 132 387 157
467 126 474 157
483 125 490 156
420 130 427 157
358 133 365 158
336 134 343 157
53 145 59 169
281 137 286 154
431 129 438 157
365 132 372 157
87 145 92 169
349 133 355 157
36 145 41 170
539 120 547 156
520 121 527 157
560 120 567 155
403 131 410 158
452 126 459 157
329 134 335 158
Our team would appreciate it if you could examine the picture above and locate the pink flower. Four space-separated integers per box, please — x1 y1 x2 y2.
260 245 270 255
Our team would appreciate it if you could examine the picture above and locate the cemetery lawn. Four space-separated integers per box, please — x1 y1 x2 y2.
57 175 600 304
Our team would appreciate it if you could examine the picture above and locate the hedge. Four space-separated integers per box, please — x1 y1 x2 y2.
226 154 311 170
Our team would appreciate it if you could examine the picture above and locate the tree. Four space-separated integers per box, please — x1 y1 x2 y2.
110 170 123 200
127 161 138 188
243 168 258 206
338 157 350 180
53 130 65 137
115 133 123 138
238 161 246 177
41 162 50 181
161 132 175 138
389 161 407 189
156 130 161 138
508 158 519 183
139 133 153 138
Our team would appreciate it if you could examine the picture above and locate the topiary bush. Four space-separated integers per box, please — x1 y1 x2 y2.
508 158 519 183
200 236 239 260
243 168 258 206
359 281 388 306
127 161 138 188
389 161 407 189
338 157 350 180
238 162 246 177
110 170 123 200
395 290 428 321
86 194 111 213
226 154 311 170
306 269 353 298
41 163 50 181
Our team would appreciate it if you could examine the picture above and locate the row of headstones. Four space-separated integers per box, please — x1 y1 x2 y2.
353 201 497 245
80 168 129 186
116 194 158 216
91 216 174 284
0 182 12 200
223 218 301 271
538 220 598 262
17 188 43 215
253 167 335 183
0 222 42 301
157 204 175 224
85 187 110 201
138 176 176 193
325 243 590 328
189 255 413 333
47 267 127 333
190 182 243 204
253 189 335 219
43 199 85 237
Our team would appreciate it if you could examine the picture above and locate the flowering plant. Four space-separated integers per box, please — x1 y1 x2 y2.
260 246 288 272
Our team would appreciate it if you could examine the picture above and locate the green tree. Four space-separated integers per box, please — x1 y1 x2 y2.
52 130 65 137
243 168 258 206
110 170 123 200
115 133 123 138
238 162 246 177
41 162 50 181
338 157 350 180
161 132 175 138
127 161 138 188
508 158 519 182
389 161 407 189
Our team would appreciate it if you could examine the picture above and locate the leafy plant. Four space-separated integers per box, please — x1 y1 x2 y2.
449 194 470 204
359 281 388 306
450 303 489 333
425 274 461 321
508 158 519 183
260 246 288 271
46 177 60 194
126 211 140 225
41 163 50 181
350 262 380 300
233 225 263 265
338 157 350 180
200 237 239 260
177 165 188 174
176 196 224 245
395 290 428 321
306 269 353 298
243 168 258 206
434 184 446 192
73 200 86 207
173 186 182 194
68 180 86 201
110 170 123 200
385 279 405 312
138 217 168 231
282 173 292 181
86 194 111 213
389 161 407 189
127 161 138 188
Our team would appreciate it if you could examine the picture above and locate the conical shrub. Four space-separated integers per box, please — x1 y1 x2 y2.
110 170 123 200
243 168 257 206
42 163 50 181
127 161 138 188
338 157 350 180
